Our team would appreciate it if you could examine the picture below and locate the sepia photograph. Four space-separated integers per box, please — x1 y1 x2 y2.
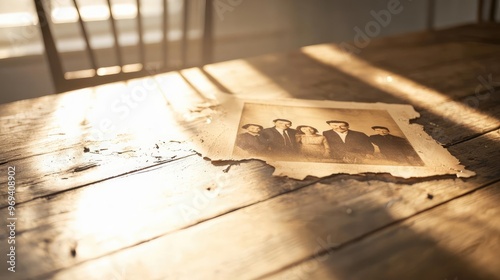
233 103 424 166
194 97 473 180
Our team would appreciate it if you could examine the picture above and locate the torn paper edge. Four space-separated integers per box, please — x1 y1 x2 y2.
182 96 475 180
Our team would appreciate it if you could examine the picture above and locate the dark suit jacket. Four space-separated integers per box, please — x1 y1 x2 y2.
323 129 374 159
259 127 298 155
370 134 422 164
236 133 266 154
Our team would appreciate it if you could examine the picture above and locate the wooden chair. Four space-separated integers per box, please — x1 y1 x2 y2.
426 0 497 30
478 0 498 22
34 0 214 93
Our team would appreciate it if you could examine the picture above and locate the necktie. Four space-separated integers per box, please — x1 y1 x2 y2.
284 131 292 146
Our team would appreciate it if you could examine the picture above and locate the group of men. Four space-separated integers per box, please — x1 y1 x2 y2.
236 118 422 165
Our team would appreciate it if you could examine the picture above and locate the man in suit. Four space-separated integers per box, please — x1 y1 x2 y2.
259 119 298 158
369 126 423 165
235 124 266 155
323 120 374 163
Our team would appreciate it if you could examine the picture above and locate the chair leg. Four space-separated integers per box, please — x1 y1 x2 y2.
490 0 498 22
203 0 214 65
478 0 484 22
34 0 66 93
426 0 435 30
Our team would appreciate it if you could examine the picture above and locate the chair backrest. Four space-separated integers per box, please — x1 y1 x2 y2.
426 0 497 30
477 0 498 22
34 0 214 93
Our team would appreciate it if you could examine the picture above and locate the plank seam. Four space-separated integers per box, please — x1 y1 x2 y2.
444 125 500 148
38 175 329 279
0 153 197 210
0 145 81 166
256 178 500 279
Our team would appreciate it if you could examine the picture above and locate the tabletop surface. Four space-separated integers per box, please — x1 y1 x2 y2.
1 23 500 280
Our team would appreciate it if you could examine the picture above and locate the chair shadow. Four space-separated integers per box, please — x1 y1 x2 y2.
184 33 500 279
266 186 500 280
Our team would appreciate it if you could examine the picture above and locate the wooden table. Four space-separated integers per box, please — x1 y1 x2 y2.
1 23 500 280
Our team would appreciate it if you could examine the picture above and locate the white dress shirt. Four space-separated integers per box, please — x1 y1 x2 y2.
334 130 348 143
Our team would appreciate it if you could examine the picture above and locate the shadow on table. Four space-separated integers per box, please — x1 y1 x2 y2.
175 30 500 279
199 35 500 147
259 181 500 279
4 25 500 279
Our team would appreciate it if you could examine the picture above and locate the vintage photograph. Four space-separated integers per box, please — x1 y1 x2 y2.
233 103 424 166
194 97 473 179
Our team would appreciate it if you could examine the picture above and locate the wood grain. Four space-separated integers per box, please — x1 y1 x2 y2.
3 44 498 208
25 129 498 280
0 155 321 279
201 30 500 102
416 90 500 145
0 75 216 207
0 24 498 280
265 180 500 280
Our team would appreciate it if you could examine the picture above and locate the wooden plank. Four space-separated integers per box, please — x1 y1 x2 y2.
349 41 500 73
0 72 211 164
202 42 500 102
299 43 500 103
0 81 496 277
416 89 500 145
189 57 500 146
266 181 500 280
0 81 168 161
0 156 320 279
2 25 498 162
10 129 497 280
405 56 500 102
0 24 498 279
0 143 194 208
361 23 500 50
3 66 496 207
0 78 205 207
0 71 230 209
